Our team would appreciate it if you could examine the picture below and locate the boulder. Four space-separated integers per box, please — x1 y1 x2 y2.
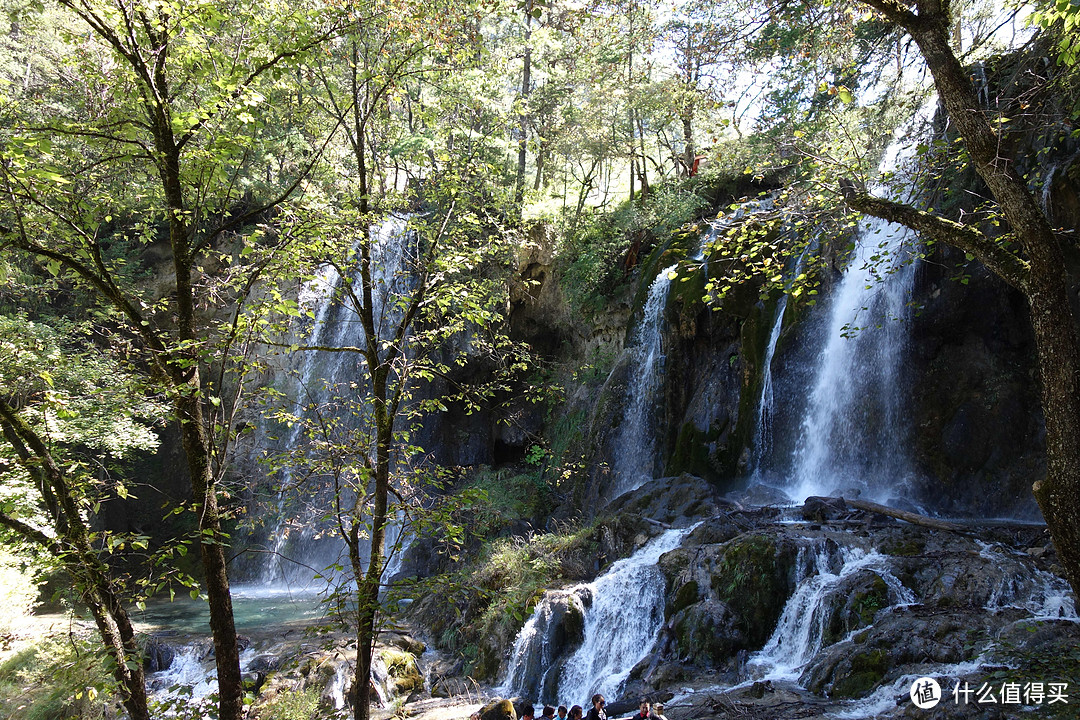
476 698 513 720
143 636 176 673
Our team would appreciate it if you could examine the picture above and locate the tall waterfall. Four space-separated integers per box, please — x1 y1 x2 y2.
611 265 680 497
255 215 416 588
766 100 938 504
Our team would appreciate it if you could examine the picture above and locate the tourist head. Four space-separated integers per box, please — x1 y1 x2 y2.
522 704 535 719
591 695 605 710
558 706 568 719
638 699 650 715
570 705 583 720
543 707 555 719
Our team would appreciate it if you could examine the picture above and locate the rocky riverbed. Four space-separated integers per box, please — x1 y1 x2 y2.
132 476 1078 720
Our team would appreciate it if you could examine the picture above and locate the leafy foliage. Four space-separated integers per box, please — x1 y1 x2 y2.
560 182 708 312
0 633 118 720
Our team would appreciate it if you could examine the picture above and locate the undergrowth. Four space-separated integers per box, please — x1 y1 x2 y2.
0 633 118 720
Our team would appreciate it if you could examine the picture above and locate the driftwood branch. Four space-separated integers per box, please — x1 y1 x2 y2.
846 497 964 533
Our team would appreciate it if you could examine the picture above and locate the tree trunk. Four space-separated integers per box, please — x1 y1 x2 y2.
0 404 151 720
514 7 533 209
682 111 695 177
854 0 1080 596
175 389 244 720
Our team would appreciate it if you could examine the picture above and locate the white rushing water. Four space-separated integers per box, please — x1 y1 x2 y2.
611 264 680 496
559 525 697 704
782 99 938 504
747 543 914 681
977 541 1077 619
613 199 774 498
499 525 697 706
258 214 417 588
149 646 258 711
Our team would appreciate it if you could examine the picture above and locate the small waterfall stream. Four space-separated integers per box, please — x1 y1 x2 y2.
499 525 697 705
747 543 914 681
613 199 775 498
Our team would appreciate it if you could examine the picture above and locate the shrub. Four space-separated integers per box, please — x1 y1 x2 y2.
0 634 117 720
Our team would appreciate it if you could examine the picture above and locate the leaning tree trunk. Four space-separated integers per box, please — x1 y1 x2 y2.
854 0 1080 596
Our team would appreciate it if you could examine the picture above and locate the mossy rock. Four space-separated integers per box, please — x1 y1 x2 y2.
829 648 890 698
823 571 891 646
880 536 926 557
480 698 518 720
710 533 796 649
379 647 425 696
669 579 700 616
671 599 744 664
665 423 716 479
472 642 502 681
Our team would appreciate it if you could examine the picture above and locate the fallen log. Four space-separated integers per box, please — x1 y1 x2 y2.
845 497 964 533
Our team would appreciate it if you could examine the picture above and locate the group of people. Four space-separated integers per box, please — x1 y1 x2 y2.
518 696 668 720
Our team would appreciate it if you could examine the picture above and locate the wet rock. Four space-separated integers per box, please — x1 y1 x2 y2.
500 588 589 700
821 569 892 646
143 636 176 673
606 474 723 526
247 654 282 674
801 496 848 523
390 633 426 656
749 680 774 698
669 599 744 665
660 528 803 663
801 606 1024 699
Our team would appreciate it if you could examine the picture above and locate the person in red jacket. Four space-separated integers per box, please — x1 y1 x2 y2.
629 699 653 720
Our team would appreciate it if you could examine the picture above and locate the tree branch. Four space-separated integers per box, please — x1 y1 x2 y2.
839 177 1030 291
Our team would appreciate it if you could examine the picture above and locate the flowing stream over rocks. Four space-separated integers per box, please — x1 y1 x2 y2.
499 525 699 706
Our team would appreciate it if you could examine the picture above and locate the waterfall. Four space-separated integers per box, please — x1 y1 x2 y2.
611 266 679 496
750 240 809 476
499 525 697 706
752 295 787 475
255 214 417 588
746 544 914 681
779 100 937 504
557 525 696 704
613 199 774 498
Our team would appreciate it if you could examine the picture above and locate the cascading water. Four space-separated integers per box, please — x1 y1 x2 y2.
613 199 774 498
747 543 914 680
611 267 679 496
776 100 938 504
499 525 697 705
255 214 417 588
750 240 810 477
